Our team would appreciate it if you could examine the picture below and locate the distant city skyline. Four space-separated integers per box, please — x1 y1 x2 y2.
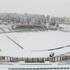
0 0 70 17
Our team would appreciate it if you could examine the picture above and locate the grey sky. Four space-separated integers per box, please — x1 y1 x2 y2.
0 0 70 17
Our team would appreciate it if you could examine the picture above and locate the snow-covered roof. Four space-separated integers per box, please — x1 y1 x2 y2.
0 31 70 57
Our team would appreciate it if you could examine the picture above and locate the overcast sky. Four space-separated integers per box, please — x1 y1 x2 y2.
0 0 70 17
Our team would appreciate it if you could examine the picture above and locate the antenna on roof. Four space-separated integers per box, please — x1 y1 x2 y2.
6 35 24 50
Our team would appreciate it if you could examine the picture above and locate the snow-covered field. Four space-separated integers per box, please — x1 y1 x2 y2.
0 31 70 69
0 31 70 57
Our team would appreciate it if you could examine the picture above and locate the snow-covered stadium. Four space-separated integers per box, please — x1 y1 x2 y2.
0 31 70 64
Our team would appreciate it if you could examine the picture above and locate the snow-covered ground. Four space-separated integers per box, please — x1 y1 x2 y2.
0 31 70 69
59 24 70 32
0 31 70 57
